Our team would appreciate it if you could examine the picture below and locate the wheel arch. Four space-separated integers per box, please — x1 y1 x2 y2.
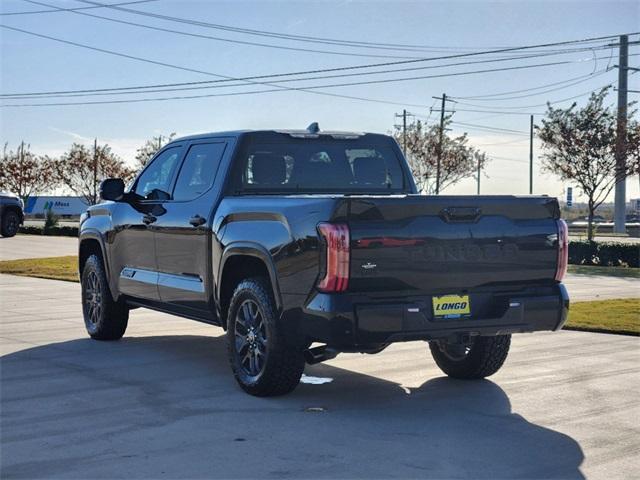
78 231 112 291
217 242 282 330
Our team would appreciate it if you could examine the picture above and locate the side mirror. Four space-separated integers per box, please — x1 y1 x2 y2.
100 178 125 201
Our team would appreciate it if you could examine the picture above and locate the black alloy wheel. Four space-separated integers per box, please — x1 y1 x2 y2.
234 299 268 377
83 270 103 328
80 254 128 340
226 277 305 396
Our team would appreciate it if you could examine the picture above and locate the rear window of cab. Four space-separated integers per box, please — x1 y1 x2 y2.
234 141 408 194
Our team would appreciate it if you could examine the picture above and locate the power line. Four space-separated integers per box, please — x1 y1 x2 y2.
1 59 611 108
1 24 634 107
424 81 613 118
450 69 611 101
24 0 421 59
453 83 616 110
0 23 611 96
1 51 616 100
0 0 157 16
413 114 531 137
1 22 631 84
72 0 634 55
450 108 546 116
32 0 639 66
450 121 530 136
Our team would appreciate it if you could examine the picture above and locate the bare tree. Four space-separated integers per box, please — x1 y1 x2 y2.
134 133 176 169
537 87 639 240
0 142 57 200
393 119 488 194
54 142 136 205
627 120 640 176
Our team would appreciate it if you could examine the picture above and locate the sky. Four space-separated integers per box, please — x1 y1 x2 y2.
1 0 639 202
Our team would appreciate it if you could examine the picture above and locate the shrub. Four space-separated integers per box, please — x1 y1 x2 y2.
43 208 59 234
569 241 640 268
19 225 78 237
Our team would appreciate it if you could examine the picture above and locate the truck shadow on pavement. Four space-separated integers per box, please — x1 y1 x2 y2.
1 334 584 479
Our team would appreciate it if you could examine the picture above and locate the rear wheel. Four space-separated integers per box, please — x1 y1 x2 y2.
429 334 511 379
227 277 305 396
81 254 128 340
1 210 20 237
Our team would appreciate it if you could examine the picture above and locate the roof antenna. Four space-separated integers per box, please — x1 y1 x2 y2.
306 122 320 134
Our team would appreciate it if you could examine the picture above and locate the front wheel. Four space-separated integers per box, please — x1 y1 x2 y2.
81 254 128 340
226 277 305 396
429 334 511 379
1 210 20 237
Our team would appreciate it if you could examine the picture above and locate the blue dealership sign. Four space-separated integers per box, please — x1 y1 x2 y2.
24 196 89 216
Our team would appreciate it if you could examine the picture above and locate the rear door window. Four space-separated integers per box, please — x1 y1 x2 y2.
172 142 226 201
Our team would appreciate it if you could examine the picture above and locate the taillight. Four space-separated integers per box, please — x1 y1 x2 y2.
555 219 568 281
317 223 350 292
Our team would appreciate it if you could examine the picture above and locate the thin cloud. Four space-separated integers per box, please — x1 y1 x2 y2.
47 127 91 142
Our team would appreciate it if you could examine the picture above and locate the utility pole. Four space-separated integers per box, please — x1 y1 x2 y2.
430 94 456 194
402 109 407 156
93 138 98 205
158 135 163 151
529 115 534 194
436 93 446 195
476 155 481 195
19 141 25 199
614 34 628 234
394 110 412 157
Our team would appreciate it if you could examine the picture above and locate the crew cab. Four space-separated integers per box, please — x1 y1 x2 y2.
79 126 570 396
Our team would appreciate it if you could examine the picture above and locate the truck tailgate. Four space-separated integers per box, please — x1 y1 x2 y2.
347 195 560 294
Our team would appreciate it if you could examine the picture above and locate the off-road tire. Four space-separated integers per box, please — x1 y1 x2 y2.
429 334 511 379
81 254 128 340
1 210 20 237
227 277 305 396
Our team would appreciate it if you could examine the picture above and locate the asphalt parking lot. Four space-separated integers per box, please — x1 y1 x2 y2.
1 273 639 479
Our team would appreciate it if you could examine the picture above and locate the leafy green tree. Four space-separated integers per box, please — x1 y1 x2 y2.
537 87 639 240
393 119 487 194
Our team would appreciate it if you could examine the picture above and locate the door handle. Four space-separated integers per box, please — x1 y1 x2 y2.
142 214 157 225
189 215 206 227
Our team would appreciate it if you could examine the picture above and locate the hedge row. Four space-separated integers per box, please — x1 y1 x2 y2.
569 241 639 268
19 225 79 237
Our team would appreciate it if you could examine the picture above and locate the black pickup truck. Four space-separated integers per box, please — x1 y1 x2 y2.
79 126 569 396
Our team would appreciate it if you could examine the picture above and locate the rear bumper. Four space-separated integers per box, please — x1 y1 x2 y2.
285 283 569 348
